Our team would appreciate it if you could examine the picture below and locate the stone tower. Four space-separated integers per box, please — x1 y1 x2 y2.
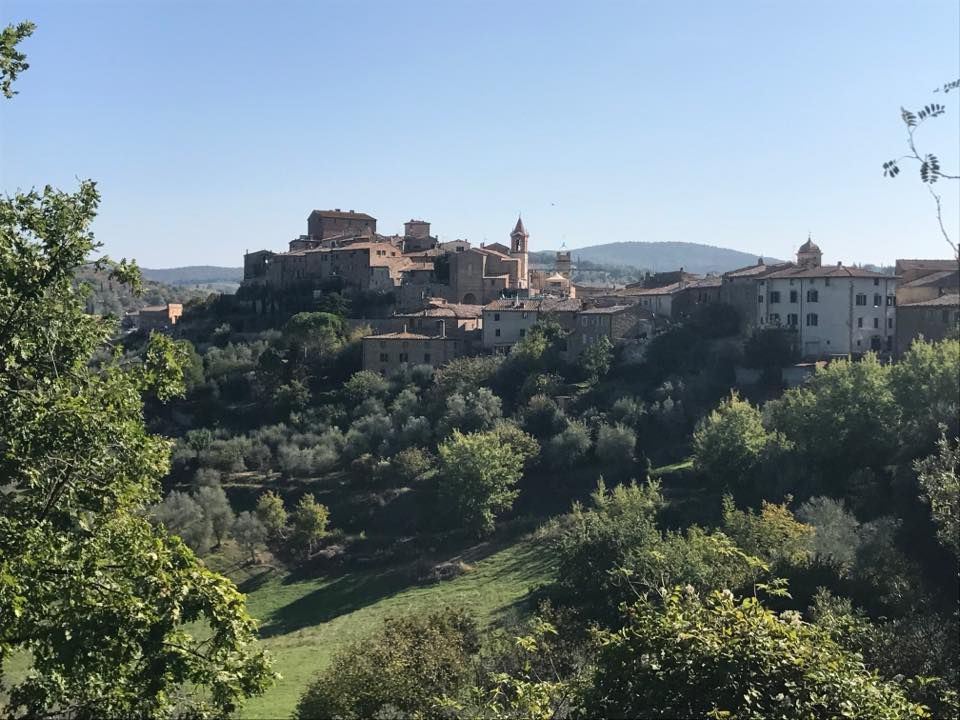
510 215 530 288
797 235 822 268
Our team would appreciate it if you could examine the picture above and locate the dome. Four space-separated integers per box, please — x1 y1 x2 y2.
798 236 821 254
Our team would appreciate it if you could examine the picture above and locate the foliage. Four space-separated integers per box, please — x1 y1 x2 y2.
194 480 236 546
233 511 268 564
546 420 592 467
914 433 959 556
595 423 636 472
438 388 503 437
0 21 34 97
585 586 928 719
0 41 273 712
796 496 862 569
437 430 524 536
743 327 798 370
294 608 480 720
721 497 814 566
151 490 215 555
256 490 288 541
693 392 787 497
578 335 613 382
891 338 960 451
291 493 330 557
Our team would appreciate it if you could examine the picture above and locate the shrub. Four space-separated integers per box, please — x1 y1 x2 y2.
596 423 636 472
437 430 524 536
294 608 480 720
151 491 214 555
521 394 567 439
546 420 592 467
585 586 927 719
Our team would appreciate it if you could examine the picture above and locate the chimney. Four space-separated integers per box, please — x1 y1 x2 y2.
837 261 842 267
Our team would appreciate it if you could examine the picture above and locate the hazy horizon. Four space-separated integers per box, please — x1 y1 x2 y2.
2 0 958 268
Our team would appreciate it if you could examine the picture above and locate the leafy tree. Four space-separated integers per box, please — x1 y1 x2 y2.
721 496 814 566
914 433 959 556
797 496 862 570
294 608 480 720
391 446 436 484
437 388 502 437
521 394 567 439
151 490 215 555
343 369 389 405
256 490 288 540
491 420 540 469
595 423 636 473
585 586 928 719
0 25 272 713
291 493 330 557
194 481 236 547
692 392 785 496
767 355 898 488
579 335 613 382
0 20 34 97
743 327 798 370
233 511 268 564
546 420 592 467
437 430 524 536
891 338 960 451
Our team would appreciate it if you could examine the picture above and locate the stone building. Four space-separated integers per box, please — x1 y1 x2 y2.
307 209 376 241
481 297 581 352
720 258 793 334
895 294 960 356
137 303 183 331
362 331 465 373
568 304 654 357
896 269 959 305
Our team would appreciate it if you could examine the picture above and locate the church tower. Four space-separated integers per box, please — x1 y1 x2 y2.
797 234 822 268
510 215 529 288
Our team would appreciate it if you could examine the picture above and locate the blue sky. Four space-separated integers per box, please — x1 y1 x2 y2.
1 0 958 268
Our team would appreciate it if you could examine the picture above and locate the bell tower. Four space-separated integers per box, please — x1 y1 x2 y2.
510 215 529 288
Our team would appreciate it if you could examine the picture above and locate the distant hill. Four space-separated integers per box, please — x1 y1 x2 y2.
141 266 243 286
554 242 783 274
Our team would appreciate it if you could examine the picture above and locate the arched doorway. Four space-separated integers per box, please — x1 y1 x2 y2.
462 293 477 304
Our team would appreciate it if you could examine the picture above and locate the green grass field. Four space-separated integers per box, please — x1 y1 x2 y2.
234 533 557 719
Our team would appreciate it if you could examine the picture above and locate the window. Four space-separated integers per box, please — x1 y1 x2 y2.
423 353 431 363
874 278 880 286
494 312 500 321
398 352 409 362
759 280 765 286
873 318 879 329
825 278 831 286
379 340 386 348
887 318 893 329
789 279 795 285
873 294 882 307
806 313 819 326
787 313 798 326
758 295 764 304
807 289 819 302
943 310 950 323
495 328 501 337
379 353 388 362
855 293 867 306
770 291 781 303
789 290 798 303
521 312 528 319
857 317 863 328
769 313 781 324
886 295 895 306
519 329 526 337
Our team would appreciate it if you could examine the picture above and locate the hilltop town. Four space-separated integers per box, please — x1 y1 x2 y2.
135 207 959 377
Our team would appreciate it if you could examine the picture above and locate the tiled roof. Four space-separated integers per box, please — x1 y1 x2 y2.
724 262 793 279
899 294 960 308
140 305 170 313
895 259 957 272
365 331 455 340
310 209 376 221
900 270 959 288
580 304 634 314
764 265 893 279
397 303 484 319
483 297 582 312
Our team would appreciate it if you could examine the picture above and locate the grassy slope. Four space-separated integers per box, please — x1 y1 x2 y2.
233 534 556 719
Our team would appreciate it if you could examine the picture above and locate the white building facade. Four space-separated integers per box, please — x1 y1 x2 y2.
754 240 897 358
